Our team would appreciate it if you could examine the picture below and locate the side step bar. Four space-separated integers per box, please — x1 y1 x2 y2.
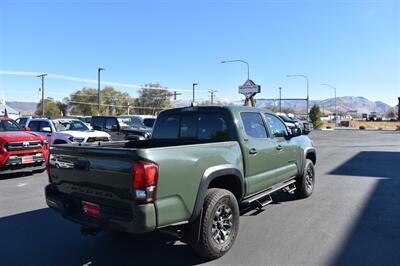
243 179 296 210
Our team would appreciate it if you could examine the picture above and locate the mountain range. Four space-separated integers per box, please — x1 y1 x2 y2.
174 96 394 115
4 96 395 116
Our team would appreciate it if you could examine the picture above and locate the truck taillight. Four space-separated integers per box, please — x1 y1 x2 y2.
132 161 158 203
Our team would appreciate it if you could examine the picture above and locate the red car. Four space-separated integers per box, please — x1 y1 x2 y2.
0 118 49 174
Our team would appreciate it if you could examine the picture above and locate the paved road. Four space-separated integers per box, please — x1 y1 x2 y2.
1 130 399 266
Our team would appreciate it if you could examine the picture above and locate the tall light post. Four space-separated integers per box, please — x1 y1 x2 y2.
321 83 337 126
287 74 309 118
192 83 198 103
97 67 105 115
37 73 47 116
208 90 217 104
221 59 250 80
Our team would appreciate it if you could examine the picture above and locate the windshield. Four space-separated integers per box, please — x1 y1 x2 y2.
0 120 23 132
53 120 89 131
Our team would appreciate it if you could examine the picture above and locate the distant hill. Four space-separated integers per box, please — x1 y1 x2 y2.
173 96 393 115
6 101 37 115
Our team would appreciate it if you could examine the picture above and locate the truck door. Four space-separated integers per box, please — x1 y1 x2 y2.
263 113 299 182
28 120 54 143
39 121 55 144
241 112 287 195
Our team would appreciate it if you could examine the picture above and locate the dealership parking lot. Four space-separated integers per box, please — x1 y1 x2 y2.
0 130 399 266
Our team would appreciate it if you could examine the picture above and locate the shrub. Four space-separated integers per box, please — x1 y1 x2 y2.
359 126 366 130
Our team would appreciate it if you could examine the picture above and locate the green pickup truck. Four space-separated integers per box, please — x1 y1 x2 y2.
45 106 316 259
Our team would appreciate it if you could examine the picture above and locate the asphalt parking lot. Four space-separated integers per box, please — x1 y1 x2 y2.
0 130 399 266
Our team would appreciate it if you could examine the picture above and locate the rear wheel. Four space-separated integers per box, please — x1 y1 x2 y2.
188 188 239 259
295 159 315 199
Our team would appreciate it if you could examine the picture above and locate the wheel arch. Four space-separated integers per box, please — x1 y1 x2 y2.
189 164 244 222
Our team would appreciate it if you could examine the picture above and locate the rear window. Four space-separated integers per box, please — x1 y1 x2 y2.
152 113 230 141
152 115 179 139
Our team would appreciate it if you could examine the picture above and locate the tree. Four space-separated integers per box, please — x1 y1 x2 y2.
386 107 396 119
68 87 132 115
35 97 62 116
134 83 172 115
309 104 323 129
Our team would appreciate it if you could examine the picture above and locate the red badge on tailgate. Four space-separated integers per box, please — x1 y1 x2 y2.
82 201 100 218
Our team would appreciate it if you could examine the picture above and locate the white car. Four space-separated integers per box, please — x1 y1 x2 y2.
27 118 111 144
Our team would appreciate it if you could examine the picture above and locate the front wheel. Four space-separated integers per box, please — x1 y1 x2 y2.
295 159 315 199
188 188 240 259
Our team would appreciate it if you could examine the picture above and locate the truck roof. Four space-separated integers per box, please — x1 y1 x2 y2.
158 105 275 116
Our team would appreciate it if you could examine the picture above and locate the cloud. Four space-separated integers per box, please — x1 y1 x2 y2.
0 70 205 92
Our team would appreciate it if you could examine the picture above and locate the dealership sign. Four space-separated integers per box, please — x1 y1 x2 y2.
239 79 261 98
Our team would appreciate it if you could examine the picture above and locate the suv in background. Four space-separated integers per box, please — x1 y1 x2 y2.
91 116 152 141
27 118 111 144
0 118 49 174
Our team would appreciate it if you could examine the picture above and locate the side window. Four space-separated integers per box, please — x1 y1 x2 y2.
92 117 102 129
241 112 268 139
198 114 230 141
105 118 118 130
28 121 41 132
152 115 179 139
265 114 288 138
39 121 52 132
180 115 197 138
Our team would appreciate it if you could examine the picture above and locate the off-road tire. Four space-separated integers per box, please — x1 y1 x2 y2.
188 188 239 259
295 159 315 199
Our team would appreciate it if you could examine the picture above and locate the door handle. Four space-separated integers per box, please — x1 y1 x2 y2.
276 145 283 151
47 134 52 137
249 148 258 155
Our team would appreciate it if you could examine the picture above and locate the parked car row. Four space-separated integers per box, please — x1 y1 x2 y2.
275 112 313 135
1 114 156 175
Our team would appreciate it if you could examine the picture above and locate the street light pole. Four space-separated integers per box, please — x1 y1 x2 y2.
192 83 198 103
321 83 337 126
221 59 250 80
37 73 47 116
208 90 217 104
286 74 309 118
97 67 105 115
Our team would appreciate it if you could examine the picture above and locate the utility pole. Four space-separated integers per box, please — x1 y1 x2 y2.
37 74 47 116
97 68 105 115
279 87 282 112
192 83 198 103
208 90 217 104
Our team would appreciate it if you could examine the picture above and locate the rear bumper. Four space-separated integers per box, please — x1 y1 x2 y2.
45 185 156 233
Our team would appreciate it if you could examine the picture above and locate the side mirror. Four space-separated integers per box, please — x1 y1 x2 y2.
290 127 302 137
93 125 102 130
111 124 119 132
42 127 52 133
23 126 31 132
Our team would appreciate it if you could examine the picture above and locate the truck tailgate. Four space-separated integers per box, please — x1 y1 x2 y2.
49 145 138 209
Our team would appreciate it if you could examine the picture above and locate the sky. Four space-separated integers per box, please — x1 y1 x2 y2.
0 0 399 105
